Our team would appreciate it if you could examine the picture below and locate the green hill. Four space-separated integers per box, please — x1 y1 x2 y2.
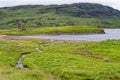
0 3 120 29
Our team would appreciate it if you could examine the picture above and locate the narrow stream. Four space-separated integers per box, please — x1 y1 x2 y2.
15 48 43 69
15 54 26 69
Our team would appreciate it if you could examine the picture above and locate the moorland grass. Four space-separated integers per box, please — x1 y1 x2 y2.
0 26 104 35
0 39 120 80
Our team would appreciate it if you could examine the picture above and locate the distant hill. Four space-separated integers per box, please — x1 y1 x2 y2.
0 3 120 29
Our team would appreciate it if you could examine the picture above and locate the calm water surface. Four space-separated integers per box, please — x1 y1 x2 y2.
22 29 120 41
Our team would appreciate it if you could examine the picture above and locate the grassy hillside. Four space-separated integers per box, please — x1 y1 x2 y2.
0 3 120 29
0 39 120 80
0 26 104 35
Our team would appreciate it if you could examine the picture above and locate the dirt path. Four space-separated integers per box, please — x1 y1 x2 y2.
0 35 83 44
0 35 26 40
0 35 6 38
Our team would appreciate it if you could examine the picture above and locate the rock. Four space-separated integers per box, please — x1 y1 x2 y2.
35 48 43 52
15 64 24 69
15 55 26 69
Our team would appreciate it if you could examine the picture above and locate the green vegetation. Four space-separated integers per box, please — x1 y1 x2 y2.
0 2 120 80
0 40 51 80
0 39 120 80
0 3 120 29
0 26 104 35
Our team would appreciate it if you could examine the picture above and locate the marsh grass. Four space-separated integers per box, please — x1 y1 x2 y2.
23 40 120 80
0 26 104 35
0 39 120 80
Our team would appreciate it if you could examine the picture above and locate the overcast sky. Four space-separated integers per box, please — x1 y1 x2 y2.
0 0 120 10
